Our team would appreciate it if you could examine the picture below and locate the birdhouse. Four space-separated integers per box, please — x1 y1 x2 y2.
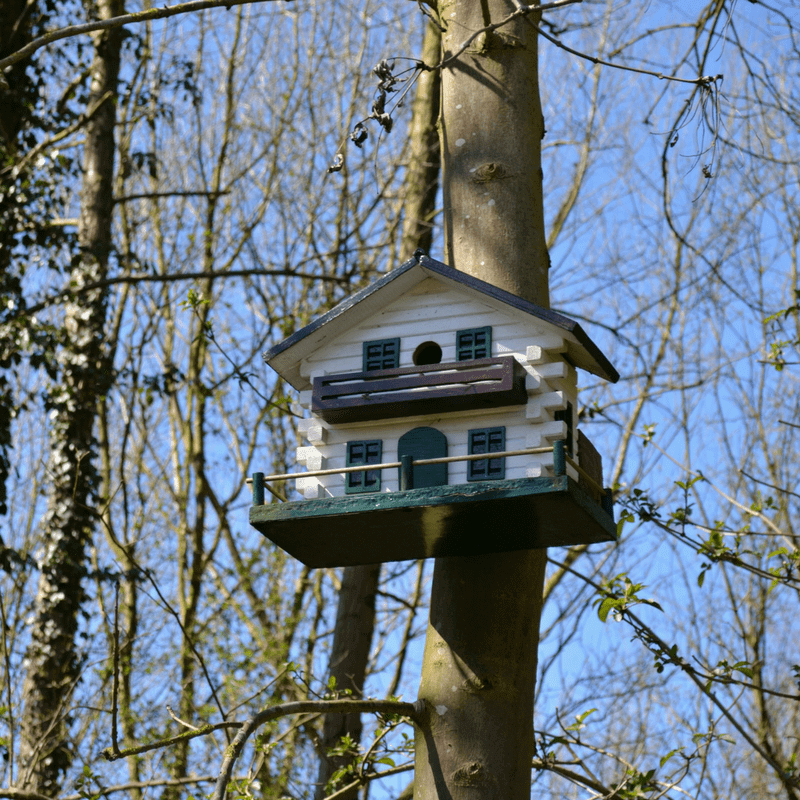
249 252 619 567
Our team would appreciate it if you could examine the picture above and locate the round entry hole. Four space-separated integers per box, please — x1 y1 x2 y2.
413 341 443 366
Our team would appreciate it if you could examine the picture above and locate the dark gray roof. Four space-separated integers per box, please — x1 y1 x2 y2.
265 252 619 388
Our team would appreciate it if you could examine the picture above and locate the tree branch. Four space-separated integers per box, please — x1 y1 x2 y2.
213 698 423 800
549 557 800 793
0 0 292 72
4 268 349 324
102 720 241 761
427 0 720 92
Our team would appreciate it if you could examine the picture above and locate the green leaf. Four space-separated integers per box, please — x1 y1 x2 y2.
376 757 396 767
597 597 619 622
733 663 754 679
660 746 685 767
565 708 598 731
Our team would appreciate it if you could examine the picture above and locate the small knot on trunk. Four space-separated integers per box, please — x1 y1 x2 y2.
471 162 513 183
453 761 487 786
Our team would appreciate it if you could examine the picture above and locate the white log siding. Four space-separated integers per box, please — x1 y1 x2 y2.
292 278 585 498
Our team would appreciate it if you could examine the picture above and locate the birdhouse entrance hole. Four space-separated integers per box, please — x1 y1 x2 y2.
413 341 443 365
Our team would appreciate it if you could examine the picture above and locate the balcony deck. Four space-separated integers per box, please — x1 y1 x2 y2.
249 475 616 568
311 356 527 424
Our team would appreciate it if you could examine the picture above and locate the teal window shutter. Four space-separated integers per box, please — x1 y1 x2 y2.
346 440 383 493
554 401 574 457
363 338 400 371
467 426 505 481
456 326 492 360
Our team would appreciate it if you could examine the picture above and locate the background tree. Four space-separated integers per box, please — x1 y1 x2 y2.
314 18 441 800
0 1 799 800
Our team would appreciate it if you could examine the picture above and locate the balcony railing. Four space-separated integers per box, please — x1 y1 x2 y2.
247 440 613 517
311 356 527 423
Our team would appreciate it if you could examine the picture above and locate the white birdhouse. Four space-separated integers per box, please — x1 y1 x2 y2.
249 252 619 567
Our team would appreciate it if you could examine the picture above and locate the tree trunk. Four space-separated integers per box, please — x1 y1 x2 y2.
18 0 123 792
440 0 549 305
0 0 38 519
399 18 442 260
314 563 381 800
414 1 549 798
315 19 443 800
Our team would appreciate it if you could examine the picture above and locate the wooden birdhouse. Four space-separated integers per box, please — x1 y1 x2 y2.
249 252 619 567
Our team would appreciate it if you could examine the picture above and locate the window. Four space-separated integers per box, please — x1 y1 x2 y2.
467 426 505 481
456 326 492 361
363 338 400 371
345 440 382 493
554 401 574 457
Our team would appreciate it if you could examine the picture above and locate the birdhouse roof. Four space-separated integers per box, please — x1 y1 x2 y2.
265 252 619 389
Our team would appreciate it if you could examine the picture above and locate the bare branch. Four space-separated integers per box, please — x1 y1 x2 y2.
213 698 423 800
5 268 350 324
534 22 722 89
101 720 240 762
0 789 53 800
426 0 720 92
0 0 293 72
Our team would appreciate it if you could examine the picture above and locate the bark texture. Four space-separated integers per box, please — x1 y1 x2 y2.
440 0 549 307
415 1 549 798
415 554 547 800
18 0 122 792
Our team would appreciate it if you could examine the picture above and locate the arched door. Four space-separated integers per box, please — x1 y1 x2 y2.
397 427 448 489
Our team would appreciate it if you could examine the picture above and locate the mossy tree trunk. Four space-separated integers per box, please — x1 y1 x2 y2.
18 0 123 793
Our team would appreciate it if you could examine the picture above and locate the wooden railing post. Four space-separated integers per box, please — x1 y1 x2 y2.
553 440 566 477
400 455 415 491
252 472 265 505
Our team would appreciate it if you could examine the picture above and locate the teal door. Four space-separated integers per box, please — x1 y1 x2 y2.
397 427 448 489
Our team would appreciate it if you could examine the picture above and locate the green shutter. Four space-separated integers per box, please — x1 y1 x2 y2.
363 338 400 371
346 440 382 493
456 326 492 360
467 426 505 481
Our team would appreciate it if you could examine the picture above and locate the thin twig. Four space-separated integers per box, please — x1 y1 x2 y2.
0 594 15 781
114 190 229 203
102 720 240 761
167 705 203 731
137 567 229 729
213 699 423 800
4 268 349 324
0 0 292 71
740 469 800 501
111 582 120 756
548 557 800 791
534 22 722 89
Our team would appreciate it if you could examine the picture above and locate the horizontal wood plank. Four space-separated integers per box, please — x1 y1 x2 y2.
312 356 527 423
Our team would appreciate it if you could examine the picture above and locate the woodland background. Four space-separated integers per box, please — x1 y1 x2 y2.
1 0 799 798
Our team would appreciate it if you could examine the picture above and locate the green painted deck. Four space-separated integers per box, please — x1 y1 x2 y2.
249 476 616 567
